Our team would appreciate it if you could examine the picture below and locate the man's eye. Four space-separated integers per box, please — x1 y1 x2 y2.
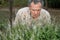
33 10 35 11
38 9 41 11
37 10 40 11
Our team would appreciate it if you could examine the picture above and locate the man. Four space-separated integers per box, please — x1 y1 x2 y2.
13 0 51 27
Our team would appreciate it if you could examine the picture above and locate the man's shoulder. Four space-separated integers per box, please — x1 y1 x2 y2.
16 7 30 17
41 9 50 16
18 7 29 12
41 9 49 14
16 7 29 15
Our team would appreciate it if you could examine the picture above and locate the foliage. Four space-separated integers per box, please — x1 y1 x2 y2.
0 0 8 7
0 23 60 40
14 0 28 7
0 0 28 7
47 0 60 8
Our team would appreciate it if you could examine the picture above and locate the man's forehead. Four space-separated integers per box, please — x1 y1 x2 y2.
31 8 41 10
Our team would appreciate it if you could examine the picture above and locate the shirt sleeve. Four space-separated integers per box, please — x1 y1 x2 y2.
44 11 51 25
13 9 22 26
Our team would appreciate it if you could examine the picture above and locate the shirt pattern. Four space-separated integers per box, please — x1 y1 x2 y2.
13 7 51 27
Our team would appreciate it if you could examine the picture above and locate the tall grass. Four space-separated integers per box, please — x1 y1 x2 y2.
0 23 60 40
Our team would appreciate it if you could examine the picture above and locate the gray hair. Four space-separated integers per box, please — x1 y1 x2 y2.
28 0 44 6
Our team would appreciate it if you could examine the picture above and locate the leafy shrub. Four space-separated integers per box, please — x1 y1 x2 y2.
0 23 60 40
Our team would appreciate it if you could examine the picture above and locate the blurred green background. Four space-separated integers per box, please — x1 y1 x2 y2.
0 0 60 8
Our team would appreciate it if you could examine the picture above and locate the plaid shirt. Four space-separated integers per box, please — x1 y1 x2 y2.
13 7 51 27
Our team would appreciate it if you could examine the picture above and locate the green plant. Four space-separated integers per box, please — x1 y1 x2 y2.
0 23 60 40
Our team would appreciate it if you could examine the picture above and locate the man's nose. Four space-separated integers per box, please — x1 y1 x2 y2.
34 11 38 14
